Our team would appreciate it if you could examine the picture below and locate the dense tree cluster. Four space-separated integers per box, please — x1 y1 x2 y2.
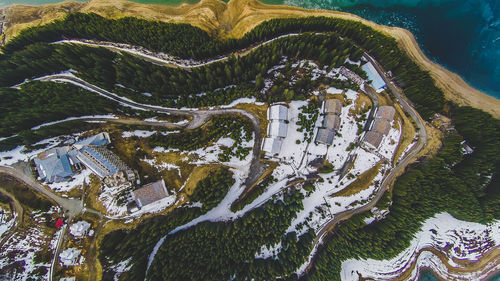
0 81 123 138
147 191 308 281
190 168 235 211
1 14 445 118
149 115 253 161
304 106 500 280
230 174 277 212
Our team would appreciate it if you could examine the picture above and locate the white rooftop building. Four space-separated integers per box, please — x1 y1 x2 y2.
69 221 91 238
262 137 283 156
268 104 288 121
59 248 81 266
268 121 288 138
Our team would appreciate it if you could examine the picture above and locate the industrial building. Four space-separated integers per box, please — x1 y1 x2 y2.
76 146 134 182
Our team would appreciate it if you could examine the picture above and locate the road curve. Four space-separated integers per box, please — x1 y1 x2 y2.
39 74 265 189
0 166 83 217
302 53 428 274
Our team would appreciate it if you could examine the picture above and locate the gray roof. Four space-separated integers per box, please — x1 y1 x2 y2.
371 118 391 135
268 121 287 138
133 180 168 208
375 106 396 122
269 105 288 121
34 147 74 183
324 99 343 115
315 129 335 145
77 146 131 178
363 131 384 149
323 114 341 131
262 137 283 155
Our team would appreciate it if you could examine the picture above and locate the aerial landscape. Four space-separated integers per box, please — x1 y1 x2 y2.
0 0 498 280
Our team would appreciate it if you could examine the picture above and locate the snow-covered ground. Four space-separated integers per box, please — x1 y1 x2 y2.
341 213 500 281
98 183 133 216
122 130 157 138
0 206 14 239
30 114 117 130
0 210 56 280
47 169 92 193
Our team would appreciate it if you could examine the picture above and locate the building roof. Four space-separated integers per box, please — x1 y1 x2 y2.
324 99 343 115
362 62 386 90
133 179 169 208
315 128 335 145
363 131 384 149
268 121 287 138
371 118 391 135
34 147 74 183
323 114 341 131
262 137 283 155
269 105 288 121
77 146 130 178
74 132 110 148
375 106 396 122
69 221 90 237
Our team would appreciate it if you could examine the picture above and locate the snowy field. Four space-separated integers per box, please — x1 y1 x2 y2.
341 213 500 281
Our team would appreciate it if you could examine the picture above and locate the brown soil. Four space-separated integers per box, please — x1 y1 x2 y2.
3 0 499 118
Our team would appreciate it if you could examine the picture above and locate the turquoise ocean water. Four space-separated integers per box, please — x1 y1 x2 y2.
419 269 500 281
1 0 499 99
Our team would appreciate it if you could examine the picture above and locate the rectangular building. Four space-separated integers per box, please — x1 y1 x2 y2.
268 104 288 121
262 137 283 156
132 179 169 208
324 99 343 116
315 129 335 145
362 62 386 92
323 114 341 132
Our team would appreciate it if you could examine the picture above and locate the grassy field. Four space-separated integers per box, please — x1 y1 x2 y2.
331 162 382 198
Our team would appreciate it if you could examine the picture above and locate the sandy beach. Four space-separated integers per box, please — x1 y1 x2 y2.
2 0 499 118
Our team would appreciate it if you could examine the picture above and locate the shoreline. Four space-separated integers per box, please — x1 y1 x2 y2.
2 0 499 118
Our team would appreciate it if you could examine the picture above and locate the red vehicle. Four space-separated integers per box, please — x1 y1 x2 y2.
55 218 64 228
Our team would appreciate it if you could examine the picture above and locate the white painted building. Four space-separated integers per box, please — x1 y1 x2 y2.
262 137 283 156
268 121 288 138
268 104 288 121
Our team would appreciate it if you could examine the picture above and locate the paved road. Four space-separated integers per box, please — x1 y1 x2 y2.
0 166 83 217
39 74 265 189
302 53 428 273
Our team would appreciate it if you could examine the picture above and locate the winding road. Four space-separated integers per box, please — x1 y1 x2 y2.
0 31 431 280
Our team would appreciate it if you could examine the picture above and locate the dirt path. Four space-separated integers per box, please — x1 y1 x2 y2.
0 187 23 248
